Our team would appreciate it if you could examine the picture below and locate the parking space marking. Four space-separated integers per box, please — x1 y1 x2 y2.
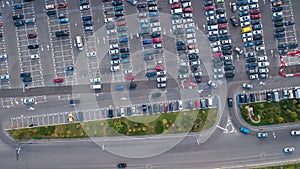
46 0 77 86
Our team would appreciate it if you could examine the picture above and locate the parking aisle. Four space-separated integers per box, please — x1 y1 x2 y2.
45 0 77 86
79 0 101 82
12 0 45 87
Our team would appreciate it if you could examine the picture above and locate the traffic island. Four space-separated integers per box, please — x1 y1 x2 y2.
8 109 217 140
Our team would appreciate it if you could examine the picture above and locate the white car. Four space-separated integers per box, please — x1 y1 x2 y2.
152 27 161 32
104 18 114 23
205 11 214 16
210 41 220 47
243 37 253 42
182 2 191 8
110 44 119 49
23 98 35 105
255 46 265 52
178 100 183 110
178 74 189 79
185 23 195 29
124 69 132 75
183 13 193 18
258 62 269 67
249 74 258 80
290 130 300 136
209 31 218 36
109 49 119 54
239 5 249 11
234 47 243 54
206 16 215 21
249 3 259 9
173 24 183 29
139 19 148 23
253 30 263 35
241 21 250 27
183 18 193 23
248 0 258 3
157 77 167 82
110 60 120 65
257 56 267 62
169 0 179 4
273 12 283 17
187 39 197 44
90 78 101 83
172 20 182 25
186 33 196 39
216 14 226 19
157 70 166 76
157 83 166 88
87 51 96 57
240 16 250 22
120 107 125 117
0 54 7 60
110 65 120 72
45 4 55 10
224 56 233 61
80 4 90 11
107 29 116 35
219 30 228 35
212 46 221 52
0 74 9 80
242 32 253 38
153 43 163 49
221 39 231 45
259 68 269 73
207 80 217 88
149 6 157 11
30 54 39 60
283 147 295 153
150 22 160 27
190 60 200 65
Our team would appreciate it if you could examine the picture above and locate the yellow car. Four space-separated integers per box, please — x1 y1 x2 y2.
242 26 252 33
68 114 74 122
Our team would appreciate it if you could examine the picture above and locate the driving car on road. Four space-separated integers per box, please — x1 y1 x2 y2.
283 147 295 153
290 130 300 136
257 132 268 138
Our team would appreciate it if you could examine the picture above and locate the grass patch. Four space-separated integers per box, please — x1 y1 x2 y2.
252 162 300 169
9 109 217 140
240 99 300 126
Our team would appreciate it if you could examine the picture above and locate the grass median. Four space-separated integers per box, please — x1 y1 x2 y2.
252 162 300 169
9 108 217 140
240 98 300 126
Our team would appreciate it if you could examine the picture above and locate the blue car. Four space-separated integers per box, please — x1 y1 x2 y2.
239 10 248 17
254 40 263 46
22 77 32 82
119 38 128 43
121 53 129 59
20 72 31 78
58 18 69 23
240 127 250 134
253 24 262 30
149 12 159 17
236 0 247 6
251 19 260 25
65 66 74 71
13 4 22 10
244 42 253 48
143 39 152 45
114 85 124 90
169 103 173 112
247 63 258 68
146 72 156 77
82 15 92 21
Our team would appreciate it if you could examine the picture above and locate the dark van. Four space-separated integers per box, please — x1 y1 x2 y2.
70 99 80 105
82 15 92 21
56 30 69 37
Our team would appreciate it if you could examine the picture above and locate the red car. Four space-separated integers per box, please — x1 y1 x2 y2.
203 5 214 11
152 38 162 43
164 104 168 113
56 3 67 9
171 3 180 9
27 33 37 39
212 52 222 58
125 75 134 81
0 22 2 27
249 9 261 15
218 24 228 29
183 7 193 13
272 1 282 7
155 65 165 71
251 14 261 20
117 21 126 27
53 78 64 83
195 100 200 110
187 45 196 50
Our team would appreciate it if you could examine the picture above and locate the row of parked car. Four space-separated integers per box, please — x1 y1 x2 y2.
108 97 214 118
270 0 298 55
204 0 236 79
169 0 202 84
235 0 270 80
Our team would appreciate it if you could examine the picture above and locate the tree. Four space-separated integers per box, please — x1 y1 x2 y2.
290 112 298 119
268 118 274 124
277 116 284 123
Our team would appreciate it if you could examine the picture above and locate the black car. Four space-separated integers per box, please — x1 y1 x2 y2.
289 43 298 49
230 16 239 27
217 18 227 24
285 20 295 26
274 22 284 27
151 32 160 38
272 6 282 12
108 109 113 118
174 28 184 35
55 30 69 37
22 77 32 82
147 1 157 6
14 20 25 26
224 61 233 66
83 21 93 26
208 35 219 42
274 33 285 38
253 34 262 40
189 53 199 60
115 11 124 17
224 66 235 71
278 43 288 49
225 72 235 78
204 1 213 6
216 9 225 14
120 48 130 53
177 45 186 51
266 92 272 102
246 57 256 63
227 98 233 107
176 41 185 46
20 72 31 78
222 50 232 56
221 45 232 50
142 104 147 114
219 35 230 40
69 99 80 105
272 16 283 22
46 10 56 16
275 27 284 33
254 40 263 46
12 14 24 20
207 20 217 25
28 44 39 49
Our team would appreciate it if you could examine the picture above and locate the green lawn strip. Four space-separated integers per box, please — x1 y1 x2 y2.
9 109 217 140
240 99 300 126
251 162 300 169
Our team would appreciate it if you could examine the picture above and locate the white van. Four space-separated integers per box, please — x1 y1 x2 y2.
207 97 213 108
295 87 300 99
90 84 102 90
273 90 279 102
186 33 196 39
208 25 218 31
75 36 83 51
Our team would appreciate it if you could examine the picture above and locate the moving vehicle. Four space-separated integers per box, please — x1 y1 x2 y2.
240 127 250 134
